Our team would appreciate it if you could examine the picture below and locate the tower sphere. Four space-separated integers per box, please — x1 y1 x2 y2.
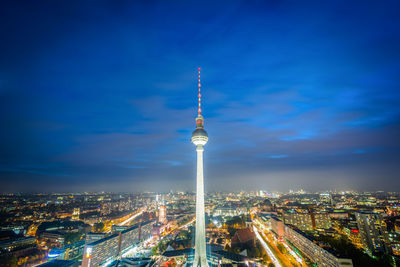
191 128 208 146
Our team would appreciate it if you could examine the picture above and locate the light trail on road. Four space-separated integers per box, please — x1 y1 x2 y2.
253 225 282 267
179 218 195 229
119 210 144 226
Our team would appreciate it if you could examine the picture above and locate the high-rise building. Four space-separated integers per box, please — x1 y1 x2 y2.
355 212 390 254
191 68 209 267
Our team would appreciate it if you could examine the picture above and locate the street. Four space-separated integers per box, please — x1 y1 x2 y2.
253 221 309 267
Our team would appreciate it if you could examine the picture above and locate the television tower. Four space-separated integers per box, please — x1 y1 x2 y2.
191 68 209 267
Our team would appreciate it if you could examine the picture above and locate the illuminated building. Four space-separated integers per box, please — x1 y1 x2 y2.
191 68 208 267
355 212 390 254
72 208 80 221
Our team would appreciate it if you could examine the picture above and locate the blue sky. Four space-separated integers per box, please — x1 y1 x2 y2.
1 1 399 192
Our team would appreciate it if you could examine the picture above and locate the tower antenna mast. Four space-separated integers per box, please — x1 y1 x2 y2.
198 67 201 116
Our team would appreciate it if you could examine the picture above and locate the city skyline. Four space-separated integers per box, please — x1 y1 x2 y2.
2 190 400 266
1 1 400 192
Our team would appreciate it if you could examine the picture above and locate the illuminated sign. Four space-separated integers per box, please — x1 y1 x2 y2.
48 249 64 259
86 247 92 258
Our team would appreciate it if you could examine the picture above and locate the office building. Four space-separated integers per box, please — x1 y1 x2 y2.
355 212 390 254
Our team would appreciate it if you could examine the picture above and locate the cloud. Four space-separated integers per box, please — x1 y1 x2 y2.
268 155 288 159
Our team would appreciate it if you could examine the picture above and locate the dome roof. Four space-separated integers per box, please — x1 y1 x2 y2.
192 128 208 138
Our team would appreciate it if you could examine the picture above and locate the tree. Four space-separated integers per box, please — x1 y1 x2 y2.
93 222 105 233
251 246 261 258
177 230 190 240
227 226 237 237
151 246 159 255
0 255 18 267
276 243 286 254
64 232 83 244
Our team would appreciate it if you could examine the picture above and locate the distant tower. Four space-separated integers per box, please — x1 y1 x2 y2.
191 68 209 267
159 204 167 224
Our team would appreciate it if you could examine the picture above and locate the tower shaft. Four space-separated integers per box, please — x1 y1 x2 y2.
193 145 208 267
